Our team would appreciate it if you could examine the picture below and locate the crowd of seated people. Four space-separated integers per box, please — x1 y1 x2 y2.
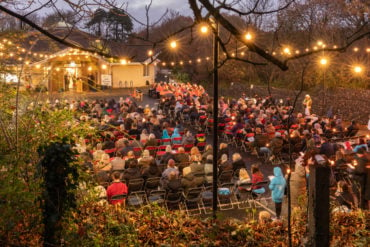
34 80 369 211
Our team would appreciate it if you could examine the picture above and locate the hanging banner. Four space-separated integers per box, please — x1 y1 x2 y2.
101 74 112 86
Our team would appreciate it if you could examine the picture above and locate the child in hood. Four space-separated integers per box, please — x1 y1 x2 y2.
269 167 286 220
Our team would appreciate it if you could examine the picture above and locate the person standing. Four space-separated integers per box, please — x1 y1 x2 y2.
269 167 286 220
302 94 312 116
76 77 83 92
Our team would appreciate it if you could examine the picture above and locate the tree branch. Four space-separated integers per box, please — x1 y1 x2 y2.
0 4 122 59
198 0 289 70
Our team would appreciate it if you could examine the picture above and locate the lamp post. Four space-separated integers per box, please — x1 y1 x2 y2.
207 18 219 219
200 19 219 218
319 57 328 116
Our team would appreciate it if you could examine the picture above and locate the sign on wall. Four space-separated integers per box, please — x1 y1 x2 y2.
101 74 112 86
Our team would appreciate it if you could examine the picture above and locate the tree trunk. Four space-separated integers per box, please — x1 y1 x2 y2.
308 163 330 246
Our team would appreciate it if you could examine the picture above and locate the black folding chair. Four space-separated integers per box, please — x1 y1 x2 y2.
236 182 253 209
144 177 161 194
110 193 127 209
201 186 214 214
127 178 145 194
126 191 147 209
183 187 203 216
218 183 235 210
218 170 234 184
147 189 166 206
165 189 183 210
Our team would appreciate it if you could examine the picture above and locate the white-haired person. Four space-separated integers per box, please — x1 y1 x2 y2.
302 94 312 116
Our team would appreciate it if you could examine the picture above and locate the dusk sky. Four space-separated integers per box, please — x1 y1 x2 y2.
47 0 193 28
126 0 192 26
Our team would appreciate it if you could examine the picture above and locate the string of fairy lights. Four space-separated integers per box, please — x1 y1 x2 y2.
0 33 369 73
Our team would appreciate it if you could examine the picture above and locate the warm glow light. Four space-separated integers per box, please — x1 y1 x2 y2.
170 41 177 49
283 47 290 54
162 62 166 66
353 160 358 166
102 64 107 69
317 41 323 46
56 67 60 71
245 32 253 41
197 58 201 63
200 25 209 34
353 47 359 52
353 66 363 73
241 52 245 56
333 45 337 49
70 61 76 67
295 50 300 54
179 61 183 65
366 48 370 53
88 66 92 71
313 46 318 50
320 58 328 65
148 50 153 56
171 62 175 66
36 64 41 69
120 59 127 65
305 48 309 52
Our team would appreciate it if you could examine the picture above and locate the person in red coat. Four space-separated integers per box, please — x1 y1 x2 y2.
251 163 265 194
107 171 128 205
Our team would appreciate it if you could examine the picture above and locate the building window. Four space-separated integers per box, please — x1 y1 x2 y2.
143 64 149 76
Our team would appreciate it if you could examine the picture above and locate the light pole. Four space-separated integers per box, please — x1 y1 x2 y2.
204 18 219 219
319 57 328 116
200 19 219 219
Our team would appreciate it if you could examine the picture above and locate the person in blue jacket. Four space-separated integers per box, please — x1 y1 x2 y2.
269 167 286 220
171 128 182 144
161 128 171 145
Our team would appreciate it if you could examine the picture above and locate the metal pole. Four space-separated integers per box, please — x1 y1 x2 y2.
212 20 219 219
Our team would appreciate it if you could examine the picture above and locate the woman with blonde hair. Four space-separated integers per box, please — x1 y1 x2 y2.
95 153 112 172
190 146 202 162
218 142 228 160
232 153 245 176
138 149 152 169
237 168 251 185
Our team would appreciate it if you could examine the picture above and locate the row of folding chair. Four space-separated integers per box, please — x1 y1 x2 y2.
118 177 161 195
178 180 271 216
110 180 271 216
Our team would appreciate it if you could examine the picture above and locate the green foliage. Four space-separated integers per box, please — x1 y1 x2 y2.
38 139 78 246
59 199 370 246
173 70 191 83
0 82 97 245
86 7 133 41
